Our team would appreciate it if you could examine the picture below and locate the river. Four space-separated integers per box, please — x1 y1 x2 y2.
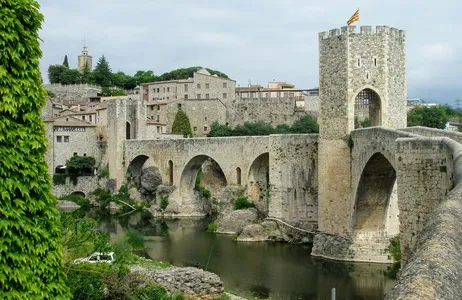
92 210 396 300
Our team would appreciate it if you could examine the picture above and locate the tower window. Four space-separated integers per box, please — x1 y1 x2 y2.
374 58 377 67
357 58 361 67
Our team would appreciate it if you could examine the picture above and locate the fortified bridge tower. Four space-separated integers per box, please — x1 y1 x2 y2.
317 26 407 236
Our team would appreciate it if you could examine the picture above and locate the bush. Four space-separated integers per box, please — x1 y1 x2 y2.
60 193 92 209
389 235 401 262
160 195 169 211
53 173 67 185
207 222 217 233
97 165 109 179
0 1 70 297
171 108 192 137
66 262 112 300
66 155 96 175
93 187 113 210
233 193 255 210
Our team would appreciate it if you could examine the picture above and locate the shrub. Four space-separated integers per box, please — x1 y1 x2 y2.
97 165 109 179
60 193 91 209
93 187 113 210
233 193 255 210
160 195 169 210
0 1 70 297
66 155 96 175
171 108 192 137
66 262 112 300
207 222 217 233
389 235 401 262
53 173 67 185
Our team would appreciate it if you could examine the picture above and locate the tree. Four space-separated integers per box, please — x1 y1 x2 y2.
408 106 448 129
60 68 81 84
62 54 69 68
290 114 319 133
80 61 93 84
66 156 96 175
208 122 233 137
48 64 67 83
0 0 70 297
93 55 112 87
171 108 192 137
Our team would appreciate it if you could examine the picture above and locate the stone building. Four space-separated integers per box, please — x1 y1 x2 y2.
78 46 93 72
317 25 406 236
141 68 236 103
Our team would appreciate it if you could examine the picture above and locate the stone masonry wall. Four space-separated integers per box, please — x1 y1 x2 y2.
44 83 101 101
227 96 312 127
395 137 454 264
386 137 462 300
269 134 318 224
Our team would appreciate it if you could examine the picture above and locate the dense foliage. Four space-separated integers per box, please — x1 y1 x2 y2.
233 193 255 210
48 61 229 91
0 0 70 297
208 115 319 137
62 55 69 68
407 106 450 129
171 108 193 137
66 155 96 175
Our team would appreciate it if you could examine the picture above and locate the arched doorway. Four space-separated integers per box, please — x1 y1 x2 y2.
354 88 381 127
353 153 399 235
71 191 86 198
179 155 227 205
126 121 131 139
55 165 66 174
248 153 269 210
126 155 160 187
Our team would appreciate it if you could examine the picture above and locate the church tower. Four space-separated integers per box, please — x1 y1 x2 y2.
78 46 93 72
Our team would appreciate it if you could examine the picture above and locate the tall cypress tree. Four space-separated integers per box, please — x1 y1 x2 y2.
0 0 70 298
62 54 69 68
171 108 193 137
92 55 112 87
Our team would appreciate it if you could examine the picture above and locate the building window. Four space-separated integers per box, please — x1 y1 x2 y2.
57 136 62 142
223 93 227 99
197 84 201 89
157 126 161 133
205 117 207 121
184 94 188 100
156 115 160 122
197 94 201 99
223 82 227 88
83 153 87 157
64 136 69 142
73 152 77 156
157 88 160 93
204 126 208 132
163 87 165 92
184 84 188 92
374 58 377 67
167 97 169 99
153 88 156 93
357 58 361 67
82 115 86 121
157 105 160 111
194 126 197 132
66 118 68 122
205 83 210 89
167 87 170 92
178 104 182 109
205 94 209 99
150 106 154 111
89 115 92 122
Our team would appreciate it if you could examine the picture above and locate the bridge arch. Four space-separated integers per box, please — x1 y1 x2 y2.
126 155 162 187
352 152 399 235
248 152 270 208
352 86 383 127
179 155 228 200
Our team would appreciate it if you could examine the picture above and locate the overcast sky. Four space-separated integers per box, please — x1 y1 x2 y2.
37 0 462 105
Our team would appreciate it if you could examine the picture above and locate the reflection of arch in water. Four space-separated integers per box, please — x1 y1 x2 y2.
179 155 227 200
247 153 269 205
353 152 399 236
354 87 382 127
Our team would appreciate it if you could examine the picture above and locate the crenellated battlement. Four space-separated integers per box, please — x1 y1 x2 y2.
319 25 405 40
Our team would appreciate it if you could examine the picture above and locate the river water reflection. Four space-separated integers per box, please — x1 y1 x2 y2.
94 211 395 300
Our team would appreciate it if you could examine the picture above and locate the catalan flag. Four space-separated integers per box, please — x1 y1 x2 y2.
347 9 359 25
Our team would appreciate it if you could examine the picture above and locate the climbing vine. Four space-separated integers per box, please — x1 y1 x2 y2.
0 0 70 297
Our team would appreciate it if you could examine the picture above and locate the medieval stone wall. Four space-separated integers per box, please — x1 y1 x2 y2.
44 83 101 101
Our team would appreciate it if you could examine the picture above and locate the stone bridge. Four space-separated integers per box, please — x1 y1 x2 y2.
123 134 318 222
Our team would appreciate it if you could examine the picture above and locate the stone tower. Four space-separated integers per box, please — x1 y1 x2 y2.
78 46 93 72
317 26 406 235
